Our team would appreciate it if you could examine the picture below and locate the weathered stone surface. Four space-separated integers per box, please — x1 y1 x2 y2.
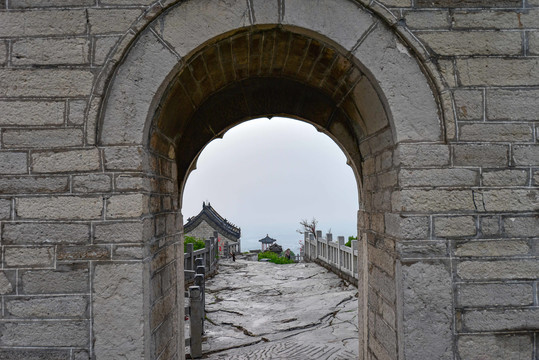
68 99 87 125
21 265 89 294
93 263 144 359
453 144 508 167
100 31 178 145
481 189 538 212
88 8 142 34
463 308 539 332
0 272 14 295
0 101 64 126
0 10 86 36
457 283 533 307
113 245 144 260
0 41 6 65
393 189 474 212
402 262 453 360
103 146 145 171
57 245 110 261
457 58 539 86
487 89 539 120
16 196 102 220
398 241 448 258
459 123 533 142
385 213 429 239
94 35 119 65
399 168 479 187
94 220 148 243
482 169 528 186
458 335 533 360
0 199 11 220
4 247 55 268
453 10 539 29
10 0 94 8
458 260 539 280
5 295 88 318
0 152 27 174
0 176 69 194
0 349 70 360
456 240 530 257
3 129 83 149
404 10 449 29
453 89 483 120
2 223 89 245
115 174 148 191
32 149 100 173
106 194 146 219
0 321 88 347
513 145 539 166
73 174 112 193
0 69 93 97
417 0 520 7
503 216 539 237
435 216 476 237
12 37 89 65
480 216 499 236
530 30 539 55
417 31 522 55
394 144 450 167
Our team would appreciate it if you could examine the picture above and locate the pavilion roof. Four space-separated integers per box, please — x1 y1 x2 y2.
259 234 277 244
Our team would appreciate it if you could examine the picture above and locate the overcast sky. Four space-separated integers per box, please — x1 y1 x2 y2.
181 117 359 254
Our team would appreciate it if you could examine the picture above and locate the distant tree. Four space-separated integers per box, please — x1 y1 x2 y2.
345 235 357 247
297 217 318 237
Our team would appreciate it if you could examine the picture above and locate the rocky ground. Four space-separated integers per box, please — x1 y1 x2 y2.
188 258 359 359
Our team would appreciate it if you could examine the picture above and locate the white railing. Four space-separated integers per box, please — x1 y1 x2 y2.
303 231 358 281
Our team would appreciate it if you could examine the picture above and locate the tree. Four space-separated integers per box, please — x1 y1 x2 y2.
297 217 318 237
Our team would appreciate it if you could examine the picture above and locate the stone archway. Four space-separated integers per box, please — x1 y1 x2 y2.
98 1 446 359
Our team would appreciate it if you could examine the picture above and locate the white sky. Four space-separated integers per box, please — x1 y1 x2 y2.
181 117 359 254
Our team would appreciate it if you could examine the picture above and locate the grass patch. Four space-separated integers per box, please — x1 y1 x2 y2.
258 251 295 264
184 236 205 252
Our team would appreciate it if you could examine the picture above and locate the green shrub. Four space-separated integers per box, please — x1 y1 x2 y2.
257 251 295 264
345 236 357 247
184 236 205 252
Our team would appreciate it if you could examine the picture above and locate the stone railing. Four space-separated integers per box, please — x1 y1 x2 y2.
303 231 358 286
185 258 206 359
184 235 219 284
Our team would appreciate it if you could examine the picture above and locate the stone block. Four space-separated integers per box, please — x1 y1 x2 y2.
453 9 539 29
16 196 102 220
0 176 69 194
458 335 533 360
402 262 453 360
106 194 147 219
0 349 70 360
434 216 476 237
463 308 539 332
12 37 89 65
457 283 533 307
457 260 539 280
94 35 120 65
0 101 64 126
88 8 142 34
2 223 89 245
21 265 89 294
0 10 86 36
416 0 520 7
10 0 94 7
404 10 449 29
453 89 483 120
487 89 539 120
94 220 148 243
115 174 148 191
453 144 508 167
57 245 110 261
5 295 88 318
482 169 528 186
385 213 429 239
459 123 533 142
68 99 87 125
100 0 155 5
503 216 539 237
93 263 144 359
417 31 522 56
113 245 144 260
0 41 5 65
3 128 83 149
4 247 55 268
455 240 530 257
73 174 112 193
32 149 101 173
0 69 94 97
481 189 538 212
399 168 479 187
0 199 11 220
0 271 15 295
397 241 448 258
437 59 457 87
480 216 499 236
394 144 450 167
530 30 539 55
457 58 539 86
513 145 539 166
251 0 279 23
103 146 145 171
0 321 88 347
393 189 474 213
0 152 28 174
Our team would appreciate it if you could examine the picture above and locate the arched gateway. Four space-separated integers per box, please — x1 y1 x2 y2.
97 0 449 359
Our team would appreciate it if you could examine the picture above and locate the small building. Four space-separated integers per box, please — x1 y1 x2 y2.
184 202 241 256
258 234 276 251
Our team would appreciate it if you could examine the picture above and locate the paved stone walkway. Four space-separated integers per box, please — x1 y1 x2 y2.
194 258 359 359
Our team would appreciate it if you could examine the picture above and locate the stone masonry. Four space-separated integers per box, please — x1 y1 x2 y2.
0 1 537 360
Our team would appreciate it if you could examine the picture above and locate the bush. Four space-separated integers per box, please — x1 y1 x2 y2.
345 236 357 247
257 251 295 264
184 236 205 252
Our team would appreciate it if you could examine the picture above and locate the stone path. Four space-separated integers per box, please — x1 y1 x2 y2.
191 258 359 359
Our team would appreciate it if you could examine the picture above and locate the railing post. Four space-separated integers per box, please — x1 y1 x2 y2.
194 271 205 333
310 233 316 260
326 233 332 263
338 236 344 271
186 242 194 271
316 230 322 258
304 232 309 260
189 286 203 358
204 239 211 271
351 239 358 276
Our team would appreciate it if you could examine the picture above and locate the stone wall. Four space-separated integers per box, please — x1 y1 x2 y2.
0 1 536 359
185 220 239 256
